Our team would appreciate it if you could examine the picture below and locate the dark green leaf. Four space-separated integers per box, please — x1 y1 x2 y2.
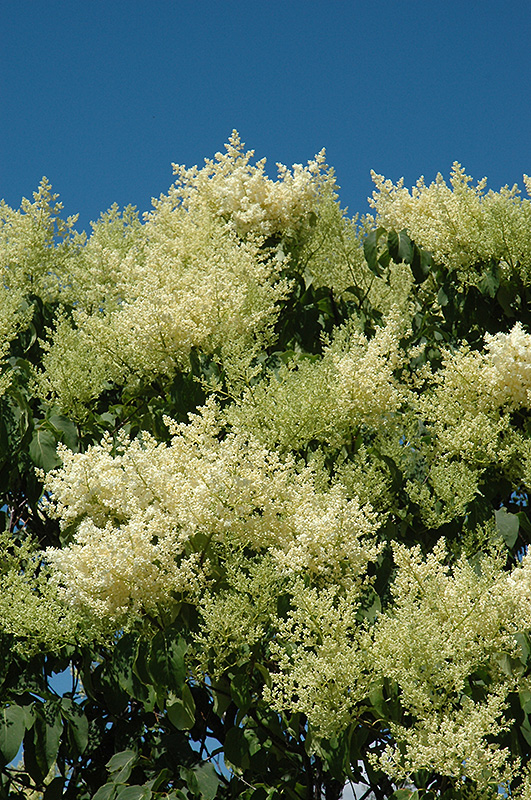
106 750 138 784
147 630 187 691
437 285 450 307
224 726 248 769
388 229 413 265
231 673 252 714
193 763 220 800
0 704 25 765
61 697 88 755
113 633 150 702
167 684 195 731
478 261 500 298
211 677 232 718
517 511 531 541
93 664 129 715
363 228 386 276
29 428 61 471
410 245 432 283
23 703 63 784
43 776 65 800
116 786 152 800
46 413 78 451
495 507 520 548
520 716 531 747
92 785 117 800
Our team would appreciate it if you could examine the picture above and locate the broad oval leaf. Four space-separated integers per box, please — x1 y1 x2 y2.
495 507 520 549
29 428 61 471
167 684 195 731
106 749 138 784
0 704 25 765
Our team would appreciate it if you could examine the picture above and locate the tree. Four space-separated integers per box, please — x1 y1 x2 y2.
1 134 531 799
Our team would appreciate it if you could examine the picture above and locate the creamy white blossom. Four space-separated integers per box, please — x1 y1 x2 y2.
45 404 380 619
485 322 531 409
370 163 531 282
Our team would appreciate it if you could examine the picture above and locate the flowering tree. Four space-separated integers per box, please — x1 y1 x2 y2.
2 134 531 799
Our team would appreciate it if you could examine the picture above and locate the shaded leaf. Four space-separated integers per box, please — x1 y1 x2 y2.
92 785 117 800
29 428 61 471
43 776 65 799
231 672 252 714
47 413 78 451
116 786 152 800
495 507 520 548
388 229 413 265
363 227 386 276
148 630 187 691
23 703 63 784
167 684 195 731
224 726 248 769
0 704 25 765
193 763 220 800
107 750 138 784
61 697 88 755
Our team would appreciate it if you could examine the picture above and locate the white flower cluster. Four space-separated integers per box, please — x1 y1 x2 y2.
0 178 76 300
170 130 325 238
408 325 531 526
485 322 531 409
44 405 380 619
0 532 96 655
270 538 531 787
39 206 288 414
264 581 371 738
370 540 531 788
227 306 408 451
370 163 531 282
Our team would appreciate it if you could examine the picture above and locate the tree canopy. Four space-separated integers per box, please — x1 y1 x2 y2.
2 133 531 799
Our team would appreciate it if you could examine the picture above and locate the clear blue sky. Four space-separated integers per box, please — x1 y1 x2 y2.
2 0 531 232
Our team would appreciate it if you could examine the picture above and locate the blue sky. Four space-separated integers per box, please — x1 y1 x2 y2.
2 0 531 232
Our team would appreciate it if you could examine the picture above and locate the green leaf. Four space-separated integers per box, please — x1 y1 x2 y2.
517 511 531 541
437 287 449 307
61 697 88 755
388 229 413 265
113 633 150 702
410 244 432 283
496 283 517 317
43 776 65 799
521 716 531 747
193 763 220 800
363 227 386 276
254 663 272 691
46 412 78 451
116 786 152 800
495 507 520 548
93 664 129 715
148 630 187 691
477 260 500 298
23 703 63 784
106 750 138 784
211 677 232 718
167 684 195 731
520 688 531 714
29 428 61 471
368 684 388 721
92 785 117 800
231 672 252 714
224 726 249 769
0 704 25 765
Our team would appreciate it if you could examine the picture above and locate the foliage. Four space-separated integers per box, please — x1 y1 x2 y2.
2 134 531 799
